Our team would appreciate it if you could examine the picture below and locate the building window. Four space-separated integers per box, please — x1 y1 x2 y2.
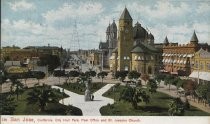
200 63 203 70
208 63 210 70
125 66 128 71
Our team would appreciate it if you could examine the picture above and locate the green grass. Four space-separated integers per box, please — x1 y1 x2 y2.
7 87 82 115
58 82 106 95
100 85 210 116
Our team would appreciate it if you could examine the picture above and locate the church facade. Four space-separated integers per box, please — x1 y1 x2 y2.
108 8 161 75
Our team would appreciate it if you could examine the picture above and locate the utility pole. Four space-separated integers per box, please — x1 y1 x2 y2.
101 50 103 71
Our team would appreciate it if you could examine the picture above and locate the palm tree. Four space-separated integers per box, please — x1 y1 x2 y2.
168 98 185 116
10 77 24 100
27 84 59 111
97 71 108 83
119 86 150 109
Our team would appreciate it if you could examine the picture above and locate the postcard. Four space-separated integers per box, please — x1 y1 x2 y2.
1 0 210 124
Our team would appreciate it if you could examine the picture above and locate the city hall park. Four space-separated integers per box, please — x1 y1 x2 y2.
7 86 82 115
100 85 210 116
5 82 105 115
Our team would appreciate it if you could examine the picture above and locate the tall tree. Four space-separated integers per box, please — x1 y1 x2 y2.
27 84 59 111
9 76 25 100
119 86 150 109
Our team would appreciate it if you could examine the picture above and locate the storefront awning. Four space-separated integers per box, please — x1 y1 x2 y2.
189 71 210 81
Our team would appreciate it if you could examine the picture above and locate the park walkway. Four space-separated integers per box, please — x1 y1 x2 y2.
141 80 210 113
52 84 115 116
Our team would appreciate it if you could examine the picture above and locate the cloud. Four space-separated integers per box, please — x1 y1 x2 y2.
42 2 104 24
196 3 210 13
8 0 36 11
149 23 210 44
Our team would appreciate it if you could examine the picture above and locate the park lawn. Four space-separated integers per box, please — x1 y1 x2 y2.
12 87 82 115
100 85 210 116
58 82 106 95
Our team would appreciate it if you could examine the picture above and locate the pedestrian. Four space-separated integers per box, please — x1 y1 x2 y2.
91 94 94 101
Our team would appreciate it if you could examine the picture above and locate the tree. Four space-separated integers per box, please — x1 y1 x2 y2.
9 76 25 100
77 72 89 84
11 79 24 100
168 98 185 116
195 84 209 105
86 70 96 78
119 86 150 109
27 84 59 111
38 54 60 72
128 71 141 83
0 94 16 115
97 71 108 83
115 71 128 82
34 71 45 84
68 70 80 83
183 80 198 96
174 77 184 94
154 73 165 86
147 79 158 94
0 72 7 84
164 75 174 91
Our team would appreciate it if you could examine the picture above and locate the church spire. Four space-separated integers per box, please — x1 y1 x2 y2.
164 36 169 46
119 7 132 20
190 30 198 43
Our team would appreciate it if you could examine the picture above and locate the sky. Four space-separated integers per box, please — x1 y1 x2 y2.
1 0 210 50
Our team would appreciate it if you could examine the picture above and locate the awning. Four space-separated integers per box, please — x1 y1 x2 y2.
173 59 177 64
189 71 210 81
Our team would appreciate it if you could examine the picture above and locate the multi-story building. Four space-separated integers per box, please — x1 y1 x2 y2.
189 48 210 82
86 50 100 66
109 8 161 75
162 31 209 76
99 20 117 68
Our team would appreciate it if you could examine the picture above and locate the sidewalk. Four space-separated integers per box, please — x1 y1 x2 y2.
52 84 115 116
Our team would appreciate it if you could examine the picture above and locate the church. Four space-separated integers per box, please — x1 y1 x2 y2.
100 8 161 75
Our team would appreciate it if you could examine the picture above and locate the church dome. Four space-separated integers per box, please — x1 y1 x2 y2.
133 22 148 40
